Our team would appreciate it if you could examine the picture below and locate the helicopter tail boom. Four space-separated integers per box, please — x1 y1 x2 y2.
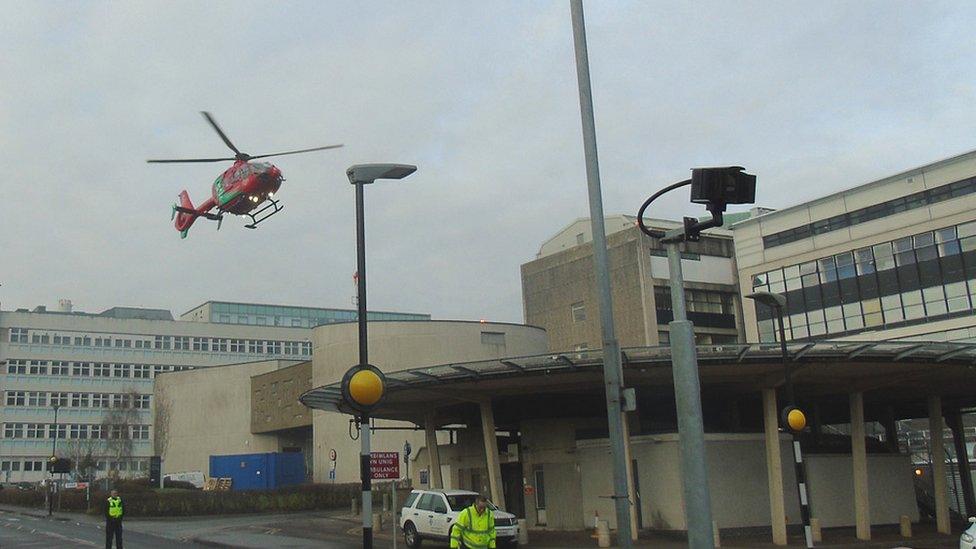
173 191 199 239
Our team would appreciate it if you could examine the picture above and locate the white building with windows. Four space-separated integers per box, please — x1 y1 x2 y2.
734 148 976 344
0 300 424 483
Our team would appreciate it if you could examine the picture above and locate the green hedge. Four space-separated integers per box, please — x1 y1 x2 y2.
0 483 361 517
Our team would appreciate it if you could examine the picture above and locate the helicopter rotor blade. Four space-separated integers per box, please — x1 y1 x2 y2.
201 111 242 156
147 157 238 163
247 144 344 161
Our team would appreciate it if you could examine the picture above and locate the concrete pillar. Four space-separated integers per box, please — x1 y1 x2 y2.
621 412 638 541
850 391 870 541
928 396 950 534
947 410 976 517
762 388 787 546
480 400 506 510
425 411 443 489
882 406 900 453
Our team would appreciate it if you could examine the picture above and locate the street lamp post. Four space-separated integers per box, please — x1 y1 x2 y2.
48 404 61 516
346 163 417 549
746 291 813 548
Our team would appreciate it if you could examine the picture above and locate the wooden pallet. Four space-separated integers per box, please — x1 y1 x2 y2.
202 477 233 491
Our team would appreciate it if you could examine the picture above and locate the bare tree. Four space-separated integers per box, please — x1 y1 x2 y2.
59 438 99 481
153 391 170 457
101 390 143 474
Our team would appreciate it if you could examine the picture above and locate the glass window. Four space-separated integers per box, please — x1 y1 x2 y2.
27 391 47 407
571 302 586 322
936 227 960 256
923 286 948 316
818 257 837 282
893 237 915 266
945 281 971 312
835 252 856 279
873 243 895 271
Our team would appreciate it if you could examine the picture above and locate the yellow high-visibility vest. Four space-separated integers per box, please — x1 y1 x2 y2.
450 505 495 549
108 497 123 519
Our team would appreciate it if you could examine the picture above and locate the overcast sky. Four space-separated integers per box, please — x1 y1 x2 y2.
1 1 975 324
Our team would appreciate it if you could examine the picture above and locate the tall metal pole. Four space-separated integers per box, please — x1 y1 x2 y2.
775 307 813 548
48 404 60 516
665 238 714 548
355 181 373 549
569 1 632 545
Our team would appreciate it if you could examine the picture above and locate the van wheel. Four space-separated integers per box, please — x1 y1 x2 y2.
404 522 422 548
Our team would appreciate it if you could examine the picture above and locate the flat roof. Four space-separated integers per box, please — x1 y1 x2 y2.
181 300 430 318
734 147 976 228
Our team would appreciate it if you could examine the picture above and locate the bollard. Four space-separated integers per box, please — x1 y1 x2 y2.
713 521 721 547
811 517 822 542
517 519 529 545
373 512 384 530
596 520 610 548
352 497 359 516
899 515 912 538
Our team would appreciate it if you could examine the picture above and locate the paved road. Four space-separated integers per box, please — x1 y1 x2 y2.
0 510 204 548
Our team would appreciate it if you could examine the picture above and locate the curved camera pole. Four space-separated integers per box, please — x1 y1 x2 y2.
637 182 715 548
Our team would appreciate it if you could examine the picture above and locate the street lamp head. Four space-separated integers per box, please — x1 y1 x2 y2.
346 163 417 185
746 291 787 310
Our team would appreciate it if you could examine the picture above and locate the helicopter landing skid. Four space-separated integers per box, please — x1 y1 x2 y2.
244 198 282 229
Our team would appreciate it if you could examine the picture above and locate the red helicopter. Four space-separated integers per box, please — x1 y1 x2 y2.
148 112 342 238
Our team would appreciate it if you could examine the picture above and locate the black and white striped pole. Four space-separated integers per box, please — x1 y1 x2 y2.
748 292 814 548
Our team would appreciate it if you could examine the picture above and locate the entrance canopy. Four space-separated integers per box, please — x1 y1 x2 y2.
300 340 976 426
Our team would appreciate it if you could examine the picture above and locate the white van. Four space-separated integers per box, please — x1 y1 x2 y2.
163 471 205 489
400 489 518 548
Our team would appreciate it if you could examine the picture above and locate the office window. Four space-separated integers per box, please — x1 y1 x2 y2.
71 393 90 408
94 363 111 377
50 361 68 375
571 301 586 322
230 339 245 353
70 424 89 439
90 425 104 439
113 364 131 378
291 319 302 327
219 314 231 323
248 340 263 354
49 424 66 440
9 328 28 343
302 342 312 356
28 360 48 375
133 364 150 379
24 460 43 471
173 336 189 350
111 394 129 408
192 337 209 351
5 391 26 406
267 341 282 355
27 391 47 407
72 362 91 376
50 392 69 407
6 360 27 374
154 336 172 350
134 395 151 409
131 425 150 440
212 338 227 352
26 423 46 439
3 423 24 438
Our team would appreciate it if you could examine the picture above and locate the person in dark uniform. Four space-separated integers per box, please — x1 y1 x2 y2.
105 489 124 549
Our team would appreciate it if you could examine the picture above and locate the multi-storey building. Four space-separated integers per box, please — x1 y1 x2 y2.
0 300 426 483
733 148 976 344
180 300 430 327
521 215 747 352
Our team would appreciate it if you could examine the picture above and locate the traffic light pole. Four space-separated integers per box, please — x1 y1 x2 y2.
776 310 813 548
355 180 374 549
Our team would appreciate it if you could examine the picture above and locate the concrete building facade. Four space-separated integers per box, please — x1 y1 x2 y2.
733 149 976 344
156 320 548 487
522 215 742 352
0 300 423 483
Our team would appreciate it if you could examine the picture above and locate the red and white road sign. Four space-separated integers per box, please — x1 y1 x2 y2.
370 452 400 480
